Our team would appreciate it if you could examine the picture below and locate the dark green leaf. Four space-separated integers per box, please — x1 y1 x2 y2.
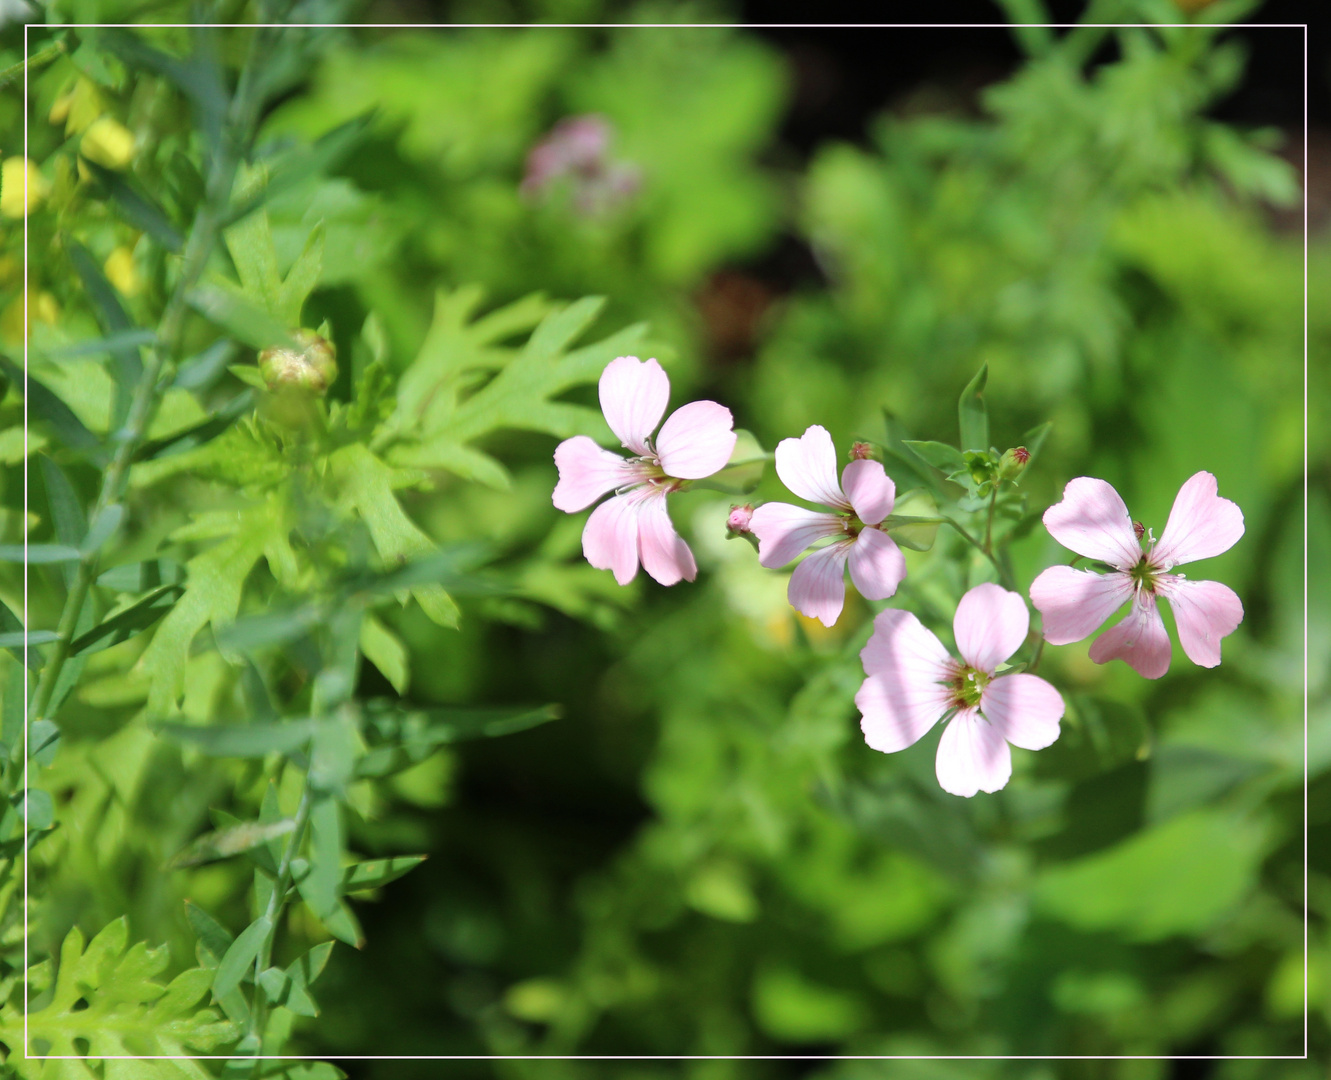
82 159 184 252
68 239 141 425
14 788 53 830
279 942 333 1017
185 899 234 967
28 719 60 765
300 796 342 921
155 719 315 758
309 714 359 796
357 702 559 778
135 388 256 462
0 598 43 670
0 356 105 461
174 339 240 392
36 329 157 359
211 605 324 653
0 545 82 564
70 584 184 657
2 662 24 749
212 915 271 1002
902 441 967 475
96 29 226 154
0 631 59 648
341 855 427 894
38 456 86 547
82 503 124 554
958 363 989 452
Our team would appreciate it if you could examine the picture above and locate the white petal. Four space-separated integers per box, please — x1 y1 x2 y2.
773 425 850 509
846 527 906 601
599 356 669 456
552 436 631 512
1042 476 1143 571
980 673 1064 751
953 583 1029 674
935 709 1012 798
856 608 954 753
1152 471 1245 569
655 400 737 480
749 503 844 569
1156 576 1243 669
1029 565 1134 646
582 493 642 585
637 493 697 586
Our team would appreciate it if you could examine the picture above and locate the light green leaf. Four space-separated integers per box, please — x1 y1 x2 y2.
213 916 272 1002
276 220 326 325
341 855 427 894
169 818 296 868
187 282 297 352
359 614 409 694
957 362 989 452
300 796 342 920
156 719 316 758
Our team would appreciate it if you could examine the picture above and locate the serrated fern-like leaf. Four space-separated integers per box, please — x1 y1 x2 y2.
0 917 238 1078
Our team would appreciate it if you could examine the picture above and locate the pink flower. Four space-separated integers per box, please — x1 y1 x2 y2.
1029 472 1244 679
552 356 736 586
856 584 1064 797
749 425 906 627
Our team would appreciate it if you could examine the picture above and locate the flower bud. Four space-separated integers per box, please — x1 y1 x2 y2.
103 246 142 297
849 441 880 462
80 117 135 170
259 330 338 395
1 158 49 219
1133 520 1146 541
997 446 1030 481
726 504 754 536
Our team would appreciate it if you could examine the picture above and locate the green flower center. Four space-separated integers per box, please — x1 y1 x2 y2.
1128 557 1159 593
947 665 991 709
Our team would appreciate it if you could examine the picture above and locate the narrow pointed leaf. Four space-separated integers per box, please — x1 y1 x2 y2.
0 356 104 459
958 363 989 452
0 599 40 670
155 718 316 758
185 900 234 967
170 817 295 868
212 915 271 1002
0 544 82 564
187 284 298 351
341 855 427 894
902 440 967 475
83 159 183 251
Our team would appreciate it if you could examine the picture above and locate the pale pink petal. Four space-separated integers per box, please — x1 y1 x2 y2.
1088 592 1171 679
582 493 641 585
935 709 1012 798
856 608 955 753
552 436 632 512
599 356 669 456
840 459 895 525
1043 477 1142 571
787 541 852 627
1029 565 1134 646
953 583 1029 674
1156 576 1244 669
1152 471 1245 569
655 400 737 480
749 503 844 569
981 673 1064 751
637 493 697 586
847 526 906 601
774 425 851 510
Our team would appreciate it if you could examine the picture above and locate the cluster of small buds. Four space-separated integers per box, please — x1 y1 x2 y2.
259 330 338 395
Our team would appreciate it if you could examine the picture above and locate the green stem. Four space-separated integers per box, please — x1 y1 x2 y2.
1028 633 1046 674
247 781 313 1049
983 487 998 555
0 40 66 92
940 516 1016 592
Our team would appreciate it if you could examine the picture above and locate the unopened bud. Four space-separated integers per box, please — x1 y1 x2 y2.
997 446 1030 481
259 330 338 395
849 441 880 462
727 504 754 536
1132 520 1146 541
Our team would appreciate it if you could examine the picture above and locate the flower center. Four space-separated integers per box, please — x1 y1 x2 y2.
946 665 990 709
1128 557 1159 594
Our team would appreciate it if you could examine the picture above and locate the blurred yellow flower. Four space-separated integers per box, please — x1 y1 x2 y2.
80 117 135 170
0 288 59 341
49 78 104 136
1 157 50 218
104 246 142 297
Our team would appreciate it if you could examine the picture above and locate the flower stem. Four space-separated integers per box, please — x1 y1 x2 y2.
983 487 998 555
940 516 1016 592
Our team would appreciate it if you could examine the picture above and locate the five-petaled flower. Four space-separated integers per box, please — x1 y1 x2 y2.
857 583 1064 797
552 356 736 586
1029 472 1244 679
749 425 907 627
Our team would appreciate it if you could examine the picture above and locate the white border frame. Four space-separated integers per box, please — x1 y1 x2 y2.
20 12 1309 1070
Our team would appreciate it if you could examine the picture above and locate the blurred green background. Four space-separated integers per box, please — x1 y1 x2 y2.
2 1 1326 1076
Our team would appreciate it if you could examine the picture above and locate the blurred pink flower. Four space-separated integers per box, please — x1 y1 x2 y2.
749 425 906 627
553 356 736 586
521 114 641 217
857 584 1064 798
1029 472 1244 679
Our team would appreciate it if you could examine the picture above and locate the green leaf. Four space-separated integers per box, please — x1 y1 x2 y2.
357 701 559 778
212 604 324 653
0 630 59 648
185 900 234 968
0 355 105 461
83 158 184 252
318 901 364 950
902 440 967 474
213 915 272 1002
15 788 54 830
68 239 141 426
276 220 325 325
0 599 41 670
156 719 316 758
278 942 334 1017
309 714 360 796
1022 420 1053 463
38 455 87 547
169 817 296 868
957 362 989 452
2 661 25 747
175 339 240 392
83 502 125 554
0 544 82 563
300 796 342 920
187 283 299 352
341 855 427 894
36 328 158 360
359 614 409 695
1 918 239 1063
70 584 183 657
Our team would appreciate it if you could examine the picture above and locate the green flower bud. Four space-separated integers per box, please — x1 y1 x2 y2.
259 330 338 395
997 446 1030 482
